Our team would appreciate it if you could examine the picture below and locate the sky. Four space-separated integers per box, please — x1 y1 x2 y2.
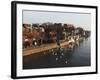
23 10 91 30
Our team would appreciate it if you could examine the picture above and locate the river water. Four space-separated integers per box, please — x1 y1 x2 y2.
23 37 91 69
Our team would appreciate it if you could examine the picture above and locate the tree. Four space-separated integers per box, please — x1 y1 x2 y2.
76 27 84 35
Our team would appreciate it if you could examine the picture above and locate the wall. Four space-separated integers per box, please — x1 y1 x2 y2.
0 0 99 80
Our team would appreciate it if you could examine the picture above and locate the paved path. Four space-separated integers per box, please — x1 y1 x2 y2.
23 41 71 56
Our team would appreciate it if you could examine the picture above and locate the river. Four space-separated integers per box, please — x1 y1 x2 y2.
23 37 91 69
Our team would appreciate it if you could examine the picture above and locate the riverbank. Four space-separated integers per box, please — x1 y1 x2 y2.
23 36 85 56
23 40 73 56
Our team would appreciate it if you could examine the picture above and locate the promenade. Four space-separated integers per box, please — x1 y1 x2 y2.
23 40 72 56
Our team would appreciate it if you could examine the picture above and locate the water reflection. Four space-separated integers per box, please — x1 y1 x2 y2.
23 37 90 69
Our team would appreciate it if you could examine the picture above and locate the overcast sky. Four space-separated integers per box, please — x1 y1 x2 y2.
23 10 91 30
